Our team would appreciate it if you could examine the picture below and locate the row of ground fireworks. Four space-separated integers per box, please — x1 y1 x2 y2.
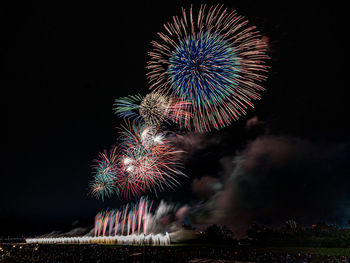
90 4 269 202
94 197 152 237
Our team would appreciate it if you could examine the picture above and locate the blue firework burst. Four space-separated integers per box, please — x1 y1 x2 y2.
168 32 241 109
147 5 269 131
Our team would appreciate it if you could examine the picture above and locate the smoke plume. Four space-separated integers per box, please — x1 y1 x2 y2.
189 135 350 235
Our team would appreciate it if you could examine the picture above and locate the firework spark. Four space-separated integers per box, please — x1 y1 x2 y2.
147 4 269 132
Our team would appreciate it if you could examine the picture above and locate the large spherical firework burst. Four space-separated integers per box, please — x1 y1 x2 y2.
147 4 269 132
114 92 191 128
117 122 184 199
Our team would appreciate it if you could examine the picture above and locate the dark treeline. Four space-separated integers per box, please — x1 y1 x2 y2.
199 221 350 248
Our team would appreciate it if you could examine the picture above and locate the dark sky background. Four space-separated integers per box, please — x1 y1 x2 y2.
1 0 348 237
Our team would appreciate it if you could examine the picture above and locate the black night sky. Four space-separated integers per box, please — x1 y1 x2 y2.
2 1 349 237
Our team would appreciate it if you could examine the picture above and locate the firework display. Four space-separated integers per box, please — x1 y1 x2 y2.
22 4 271 248
90 4 268 200
147 4 269 131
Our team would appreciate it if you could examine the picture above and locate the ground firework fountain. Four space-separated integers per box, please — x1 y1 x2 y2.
94 197 152 237
25 197 172 245
25 233 171 245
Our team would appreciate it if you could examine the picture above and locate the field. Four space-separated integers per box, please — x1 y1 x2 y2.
1 242 350 262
